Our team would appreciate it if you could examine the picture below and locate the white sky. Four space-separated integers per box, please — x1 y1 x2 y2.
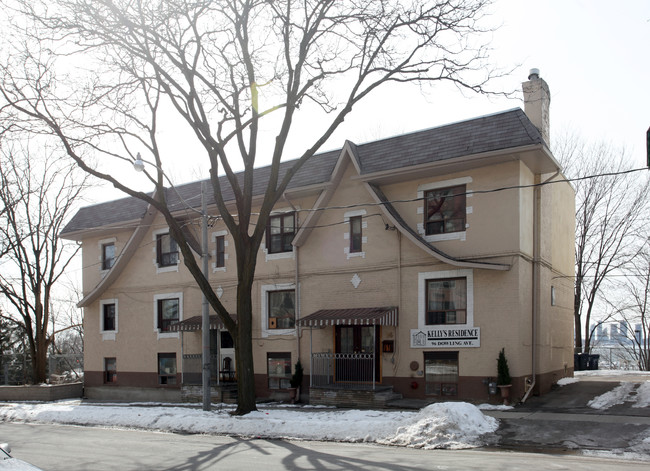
92 0 650 203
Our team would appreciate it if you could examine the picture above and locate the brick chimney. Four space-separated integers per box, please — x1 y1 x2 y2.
522 68 551 146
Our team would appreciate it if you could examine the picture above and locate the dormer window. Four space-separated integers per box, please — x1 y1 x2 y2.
156 233 178 267
424 185 466 235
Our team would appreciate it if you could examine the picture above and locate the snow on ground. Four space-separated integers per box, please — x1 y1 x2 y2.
587 382 637 409
579 370 650 410
575 370 650 377
380 402 498 449
633 382 650 408
557 377 580 386
0 400 498 450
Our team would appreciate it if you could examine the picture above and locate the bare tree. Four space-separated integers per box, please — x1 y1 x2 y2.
0 0 503 413
555 135 650 354
0 142 87 383
606 247 650 370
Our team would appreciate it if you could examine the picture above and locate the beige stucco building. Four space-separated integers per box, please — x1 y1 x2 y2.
61 72 575 406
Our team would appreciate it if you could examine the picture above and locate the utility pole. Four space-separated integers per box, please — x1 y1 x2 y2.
201 181 211 411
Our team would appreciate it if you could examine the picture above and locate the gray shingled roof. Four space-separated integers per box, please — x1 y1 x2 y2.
61 108 543 236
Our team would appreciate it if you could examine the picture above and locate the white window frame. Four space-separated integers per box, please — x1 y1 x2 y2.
417 177 472 242
263 207 297 262
98 237 117 274
343 209 367 259
418 269 474 329
152 228 180 274
212 230 229 272
261 283 296 338
99 298 118 341
153 292 183 339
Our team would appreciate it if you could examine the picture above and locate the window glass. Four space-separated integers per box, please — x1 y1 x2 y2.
157 233 179 266
426 278 467 325
425 185 466 235
268 290 295 329
267 213 295 253
267 352 291 389
216 235 225 267
158 353 177 385
104 357 117 383
158 298 179 332
350 216 362 252
220 331 234 349
424 351 458 396
103 303 116 331
102 243 115 270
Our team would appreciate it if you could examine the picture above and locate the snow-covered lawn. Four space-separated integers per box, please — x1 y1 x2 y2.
0 400 498 450
1 370 647 451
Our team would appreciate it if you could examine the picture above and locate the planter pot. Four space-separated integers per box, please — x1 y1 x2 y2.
498 384 512 405
288 387 298 404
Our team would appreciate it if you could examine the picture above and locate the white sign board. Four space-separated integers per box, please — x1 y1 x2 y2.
410 327 480 348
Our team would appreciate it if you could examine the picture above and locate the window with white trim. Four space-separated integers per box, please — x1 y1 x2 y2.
343 209 367 259
98 237 117 272
419 270 473 328
101 242 115 270
152 229 180 273
157 297 179 332
266 212 295 254
261 283 296 336
99 299 118 340
350 216 362 253
216 235 225 268
102 303 116 331
417 177 472 242
156 233 179 267
424 185 466 236
212 230 228 271
425 278 467 325
153 292 183 338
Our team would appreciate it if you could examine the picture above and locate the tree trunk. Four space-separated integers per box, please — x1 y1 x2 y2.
32 296 49 384
574 289 583 354
234 247 258 415
32 337 48 384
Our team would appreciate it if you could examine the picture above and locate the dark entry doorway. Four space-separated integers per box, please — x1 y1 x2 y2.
334 325 380 382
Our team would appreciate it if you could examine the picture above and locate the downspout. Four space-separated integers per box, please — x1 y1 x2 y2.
395 230 402 375
284 193 301 360
521 170 559 403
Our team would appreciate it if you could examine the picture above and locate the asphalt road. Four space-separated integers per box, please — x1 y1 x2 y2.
2 422 648 471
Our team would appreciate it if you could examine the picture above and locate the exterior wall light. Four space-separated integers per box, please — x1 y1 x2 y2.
133 153 145 172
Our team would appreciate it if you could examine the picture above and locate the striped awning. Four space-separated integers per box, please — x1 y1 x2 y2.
169 314 236 332
297 307 398 327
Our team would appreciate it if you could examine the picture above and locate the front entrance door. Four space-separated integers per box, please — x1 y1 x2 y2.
334 325 380 383
210 330 236 382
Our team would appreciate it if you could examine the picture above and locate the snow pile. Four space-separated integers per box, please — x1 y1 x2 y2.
576 370 650 377
0 400 498 449
556 377 580 386
632 382 650 408
587 382 636 409
477 403 513 411
378 402 498 449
